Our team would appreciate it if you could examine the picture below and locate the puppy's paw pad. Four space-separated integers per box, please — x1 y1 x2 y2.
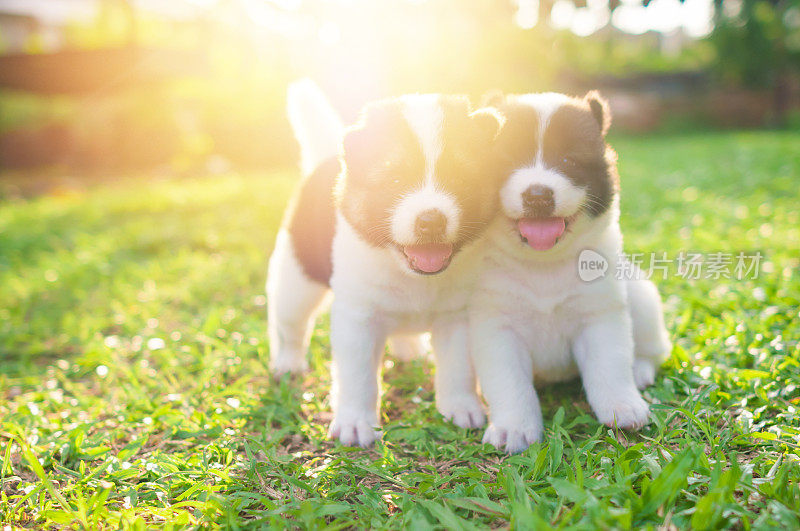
328 414 381 447
595 392 650 430
437 395 486 429
482 420 543 454
633 359 656 390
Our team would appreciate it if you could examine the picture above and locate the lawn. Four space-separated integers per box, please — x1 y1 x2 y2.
1 130 799 529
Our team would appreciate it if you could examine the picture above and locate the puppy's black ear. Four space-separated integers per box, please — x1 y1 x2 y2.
470 107 504 142
585 90 610 136
481 90 506 108
341 101 386 166
341 123 369 171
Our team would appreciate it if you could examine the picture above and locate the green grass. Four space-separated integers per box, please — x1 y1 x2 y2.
1 130 799 529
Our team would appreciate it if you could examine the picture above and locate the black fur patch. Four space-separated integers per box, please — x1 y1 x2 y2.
336 100 426 247
284 157 339 285
585 91 610 136
492 101 540 172
337 95 505 250
437 98 505 248
493 95 617 218
544 102 616 217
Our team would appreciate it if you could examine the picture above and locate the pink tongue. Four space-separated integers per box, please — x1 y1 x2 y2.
518 217 566 250
403 243 453 273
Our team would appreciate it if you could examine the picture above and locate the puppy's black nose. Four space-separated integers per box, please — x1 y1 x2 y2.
522 185 554 217
415 209 447 238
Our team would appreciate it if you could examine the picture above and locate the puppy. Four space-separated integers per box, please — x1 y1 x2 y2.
267 81 504 446
469 92 671 453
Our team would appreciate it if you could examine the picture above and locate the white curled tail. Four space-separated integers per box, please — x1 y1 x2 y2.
286 79 344 175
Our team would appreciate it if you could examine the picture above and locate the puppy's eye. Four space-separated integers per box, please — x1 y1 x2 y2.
562 156 576 166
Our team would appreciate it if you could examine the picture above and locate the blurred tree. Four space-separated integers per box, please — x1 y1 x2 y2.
708 0 800 125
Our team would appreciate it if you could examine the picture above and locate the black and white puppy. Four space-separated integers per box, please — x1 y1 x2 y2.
469 92 671 453
267 81 503 446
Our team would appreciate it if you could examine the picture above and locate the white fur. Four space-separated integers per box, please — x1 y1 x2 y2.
500 166 587 219
267 229 330 375
401 94 443 185
514 92 570 150
269 79 343 376
387 334 429 361
326 94 488 444
390 187 461 244
286 79 344 175
389 95 461 244
627 276 673 388
501 92 586 220
469 95 671 454
270 89 485 447
329 214 485 446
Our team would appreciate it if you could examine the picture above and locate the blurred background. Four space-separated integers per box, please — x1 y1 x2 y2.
0 0 798 179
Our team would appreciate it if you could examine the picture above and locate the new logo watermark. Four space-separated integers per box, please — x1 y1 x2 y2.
578 249 608 282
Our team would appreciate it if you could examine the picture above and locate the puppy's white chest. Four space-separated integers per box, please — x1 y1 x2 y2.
330 216 468 332
479 255 601 382
517 298 582 382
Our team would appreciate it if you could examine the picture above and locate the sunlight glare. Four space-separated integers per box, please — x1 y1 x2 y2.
550 0 576 30
682 0 714 37
612 0 713 36
318 21 342 45
571 0 610 36
243 0 307 37
549 0 611 36
515 0 539 29
0 0 96 23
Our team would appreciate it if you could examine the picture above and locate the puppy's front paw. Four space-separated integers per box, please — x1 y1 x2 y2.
436 394 486 429
482 417 543 454
633 359 657 390
328 412 381 447
593 390 650 429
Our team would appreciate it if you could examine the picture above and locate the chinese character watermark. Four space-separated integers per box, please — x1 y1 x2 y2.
577 250 763 282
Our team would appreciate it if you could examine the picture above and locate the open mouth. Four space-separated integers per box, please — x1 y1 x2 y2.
401 242 454 274
516 215 576 250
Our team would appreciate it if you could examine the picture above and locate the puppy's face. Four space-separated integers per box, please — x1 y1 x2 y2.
491 91 617 251
337 95 503 275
